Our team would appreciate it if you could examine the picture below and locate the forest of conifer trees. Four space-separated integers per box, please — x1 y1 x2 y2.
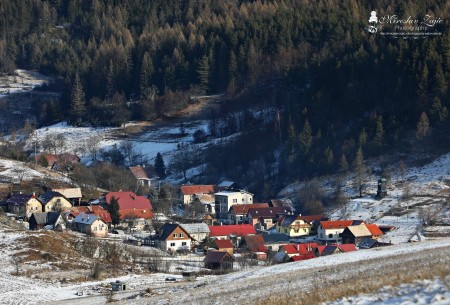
0 0 449 196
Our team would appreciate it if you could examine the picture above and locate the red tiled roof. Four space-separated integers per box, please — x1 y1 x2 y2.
320 220 354 230
215 239 233 249
209 224 256 237
129 166 159 180
244 235 265 252
338 244 357 252
106 192 152 210
180 185 217 195
316 245 326 255
119 209 154 220
230 203 269 214
281 243 318 255
366 224 383 236
93 211 112 223
291 253 315 261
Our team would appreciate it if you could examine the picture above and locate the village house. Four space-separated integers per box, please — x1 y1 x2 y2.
103 191 153 230
204 251 235 270
36 153 80 171
66 206 112 228
202 213 215 226
228 203 269 224
358 237 391 249
296 215 330 235
214 190 253 220
180 185 218 204
365 223 384 239
243 234 266 253
340 223 373 245
29 212 65 231
6 193 42 218
276 243 318 262
52 188 82 206
73 213 108 237
276 215 312 238
208 224 256 241
262 233 290 252
315 244 357 257
247 206 291 229
317 220 363 244
129 165 160 188
39 191 72 212
180 223 210 245
214 239 234 254
159 223 193 253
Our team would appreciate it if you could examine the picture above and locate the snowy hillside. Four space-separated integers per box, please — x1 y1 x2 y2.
280 153 450 244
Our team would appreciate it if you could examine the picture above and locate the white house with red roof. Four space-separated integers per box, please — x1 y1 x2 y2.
103 191 153 230
317 220 363 244
180 185 218 204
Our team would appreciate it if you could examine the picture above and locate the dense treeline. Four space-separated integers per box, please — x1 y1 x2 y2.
1 0 449 198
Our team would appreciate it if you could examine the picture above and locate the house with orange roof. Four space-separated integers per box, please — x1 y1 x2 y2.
180 185 218 204
317 220 363 244
214 239 234 254
129 165 160 188
365 223 384 239
228 203 269 224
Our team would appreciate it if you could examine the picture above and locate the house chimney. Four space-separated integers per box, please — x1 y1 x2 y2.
87 215 90 221
81 212 84 220
32 192 36 198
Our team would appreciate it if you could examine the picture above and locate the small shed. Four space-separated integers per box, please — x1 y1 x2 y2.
252 252 267 261
204 251 235 270
111 280 127 291
182 271 197 281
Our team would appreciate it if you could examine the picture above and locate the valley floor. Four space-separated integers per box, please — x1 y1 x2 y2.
16 237 448 305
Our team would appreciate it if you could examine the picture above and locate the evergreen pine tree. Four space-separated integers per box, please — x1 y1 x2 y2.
154 152 166 179
353 146 366 197
299 119 312 156
108 196 121 228
69 73 87 126
416 112 431 139
197 54 210 92
339 154 349 172
374 116 384 147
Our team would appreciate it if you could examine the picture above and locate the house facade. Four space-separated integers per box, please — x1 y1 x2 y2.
180 223 210 244
204 251 235 270
73 213 108 237
276 215 312 237
340 223 372 245
6 194 42 217
52 188 82 206
129 165 160 188
247 207 291 229
214 190 253 220
29 212 65 230
39 191 72 212
159 223 193 252
317 220 360 244
180 185 217 205
228 203 269 224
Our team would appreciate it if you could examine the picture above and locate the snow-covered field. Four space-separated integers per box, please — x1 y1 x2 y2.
326 276 450 305
0 69 50 96
1 225 449 305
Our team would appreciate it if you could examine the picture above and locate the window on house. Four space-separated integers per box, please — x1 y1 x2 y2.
303 229 307 232
182 242 187 246
94 227 97 231
233 199 237 203
170 243 175 247
173 233 178 238
180 233 184 238
328 234 333 238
